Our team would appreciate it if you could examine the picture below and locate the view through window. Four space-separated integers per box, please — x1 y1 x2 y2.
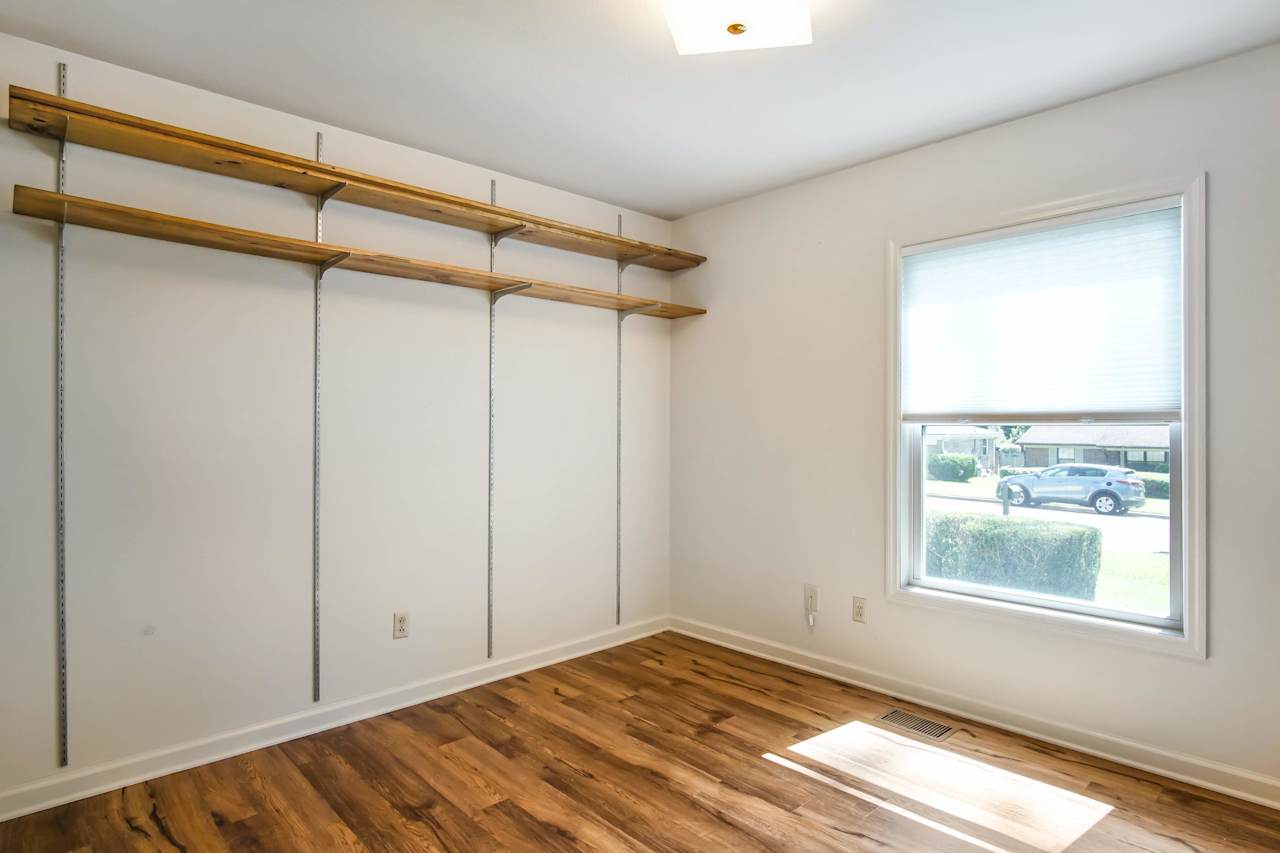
921 424 1173 621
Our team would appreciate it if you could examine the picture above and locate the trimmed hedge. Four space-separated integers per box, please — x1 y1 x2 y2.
926 511 1102 600
999 466 1044 478
1138 472 1169 499
928 453 978 483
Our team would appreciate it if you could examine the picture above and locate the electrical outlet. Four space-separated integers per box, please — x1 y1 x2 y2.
804 583 819 628
392 611 410 639
852 596 867 624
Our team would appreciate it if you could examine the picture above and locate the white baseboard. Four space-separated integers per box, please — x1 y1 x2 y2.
0 616 672 822
669 616 1280 811
9 613 1277 822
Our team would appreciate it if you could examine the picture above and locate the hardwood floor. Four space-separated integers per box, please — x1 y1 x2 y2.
3 631 1278 851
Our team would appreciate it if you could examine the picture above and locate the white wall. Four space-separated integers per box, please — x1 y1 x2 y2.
670 44 1280 804
0 31 673 813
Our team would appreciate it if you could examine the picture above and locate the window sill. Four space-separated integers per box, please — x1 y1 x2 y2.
887 581 1206 659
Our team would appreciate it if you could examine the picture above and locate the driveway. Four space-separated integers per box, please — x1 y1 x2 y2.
925 495 1169 553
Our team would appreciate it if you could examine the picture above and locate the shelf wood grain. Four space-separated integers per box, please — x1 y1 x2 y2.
9 85 707 271
12 187 705 320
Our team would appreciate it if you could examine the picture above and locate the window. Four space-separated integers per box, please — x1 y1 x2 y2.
1125 450 1167 466
890 180 1205 654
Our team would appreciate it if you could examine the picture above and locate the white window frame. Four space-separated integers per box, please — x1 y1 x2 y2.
884 176 1207 659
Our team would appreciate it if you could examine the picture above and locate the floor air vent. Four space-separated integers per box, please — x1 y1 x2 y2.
877 708 954 740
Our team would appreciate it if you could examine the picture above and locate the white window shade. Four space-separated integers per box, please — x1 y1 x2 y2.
900 204 1183 421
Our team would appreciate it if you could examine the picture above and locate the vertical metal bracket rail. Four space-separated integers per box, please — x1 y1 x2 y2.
54 61 69 768
615 216 624 626
486 173 534 661
614 220 662 627
311 132 326 703
486 180 499 659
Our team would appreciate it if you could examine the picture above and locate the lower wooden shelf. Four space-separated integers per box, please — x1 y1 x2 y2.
11 187 706 320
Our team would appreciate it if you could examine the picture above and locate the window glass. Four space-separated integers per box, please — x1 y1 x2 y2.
922 425 1171 619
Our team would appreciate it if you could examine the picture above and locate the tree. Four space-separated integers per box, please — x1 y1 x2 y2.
1000 425 1029 442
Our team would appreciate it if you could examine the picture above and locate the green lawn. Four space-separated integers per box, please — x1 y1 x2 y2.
1095 551 1170 616
925 475 1169 517
925 475 1004 501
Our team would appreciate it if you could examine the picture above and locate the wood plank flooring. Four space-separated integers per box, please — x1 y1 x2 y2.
3 631 1278 851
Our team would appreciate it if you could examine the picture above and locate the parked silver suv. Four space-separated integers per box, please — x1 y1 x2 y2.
996 465 1146 514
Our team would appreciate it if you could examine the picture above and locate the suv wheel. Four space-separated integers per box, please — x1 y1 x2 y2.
1009 486 1029 506
1093 492 1120 515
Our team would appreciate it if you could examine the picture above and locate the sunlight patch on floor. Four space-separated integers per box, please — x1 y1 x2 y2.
783 721 1112 852
763 752 1012 852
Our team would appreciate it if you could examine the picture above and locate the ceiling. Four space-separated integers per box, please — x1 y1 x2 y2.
3 1 1279 219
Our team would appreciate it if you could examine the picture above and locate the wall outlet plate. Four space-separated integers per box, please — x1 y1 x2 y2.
804 583 819 613
393 611 410 639
804 583 819 629
852 596 867 624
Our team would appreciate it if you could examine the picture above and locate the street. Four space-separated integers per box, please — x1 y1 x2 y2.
925 495 1169 554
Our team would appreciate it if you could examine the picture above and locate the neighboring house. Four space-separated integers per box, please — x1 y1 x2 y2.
925 425 1002 473
1016 424 1170 471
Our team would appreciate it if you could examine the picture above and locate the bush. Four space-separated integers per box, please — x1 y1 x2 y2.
928 453 978 483
926 511 1102 600
1136 472 1169 499
999 466 1044 478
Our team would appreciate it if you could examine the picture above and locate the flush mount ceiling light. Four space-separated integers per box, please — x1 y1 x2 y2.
662 0 812 56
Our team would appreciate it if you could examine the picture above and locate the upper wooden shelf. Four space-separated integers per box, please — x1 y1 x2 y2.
9 85 707 272
12 187 705 320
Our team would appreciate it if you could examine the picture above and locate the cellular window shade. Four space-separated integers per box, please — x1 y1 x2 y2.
900 205 1182 421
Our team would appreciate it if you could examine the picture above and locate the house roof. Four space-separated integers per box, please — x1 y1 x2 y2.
925 426 1003 440
1017 424 1169 449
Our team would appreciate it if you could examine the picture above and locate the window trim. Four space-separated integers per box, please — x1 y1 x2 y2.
884 175 1207 659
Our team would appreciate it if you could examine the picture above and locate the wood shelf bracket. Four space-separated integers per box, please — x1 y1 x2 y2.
489 224 528 246
317 181 347 210
618 252 658 272
318 251 351 279
619 303 661 320
491 282 532 302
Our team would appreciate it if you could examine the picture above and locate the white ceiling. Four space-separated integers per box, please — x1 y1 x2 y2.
3 1 1279 218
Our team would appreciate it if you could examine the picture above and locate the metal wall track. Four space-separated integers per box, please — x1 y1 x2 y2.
312 131 324 702
487 179 498 659
616 215 624 626
611 219 660 627
54 60 69 768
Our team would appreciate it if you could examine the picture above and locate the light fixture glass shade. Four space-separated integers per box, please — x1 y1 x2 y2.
661 0 812 55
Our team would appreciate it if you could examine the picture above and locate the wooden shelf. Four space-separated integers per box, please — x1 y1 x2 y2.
9 86 707 272
12 187 706 320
